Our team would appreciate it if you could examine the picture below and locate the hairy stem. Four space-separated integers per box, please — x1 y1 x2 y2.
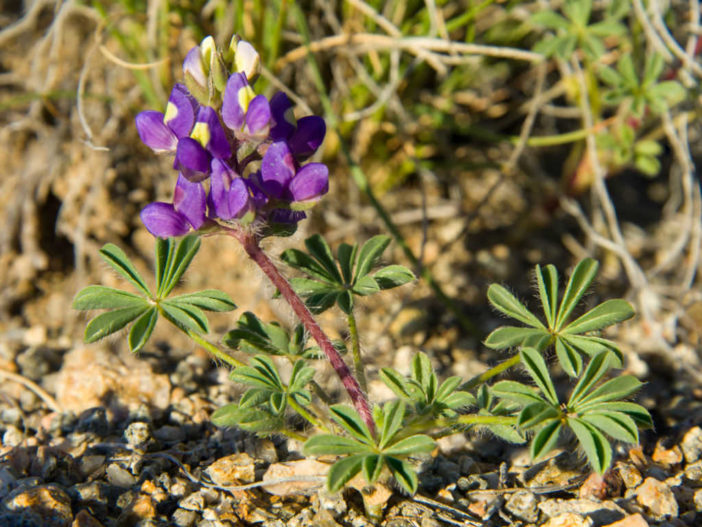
347 310 368 394
227 227 376 435
459 354 521 391
186 329 244 368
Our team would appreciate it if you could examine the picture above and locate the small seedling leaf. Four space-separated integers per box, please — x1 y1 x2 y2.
484 326 548 350
160 301 209 334
373 265 415 290
281 248 335 282
581 412 639 444
128 307 158 352
530 420 562 461
555 258 598 329
535 264 559 328
84 305 149 343
326 454 365 492
161 235 201 297
520 347 559 405
73 286 148 310
555 338 583 378
386 457 419 495
384 434 435 456
355 235 391 279
562 299 634 334
304 234 343 283
330 405 374 445
568 417 612 474
492 381 547 406
568 351 612 407
168 290 236 311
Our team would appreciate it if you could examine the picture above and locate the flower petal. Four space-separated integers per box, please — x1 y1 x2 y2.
245 94 271 135
173 174 207 229
288 162 329 205
141 202 191 237
288 116 326 159
234 39 260 82
164 84 197 138
135 111 177 152
260 141 296 199
192 106 231 159
183 46 207 88
175 137 211 182
269 92 296 140
222 73 255 131
209 159 251 220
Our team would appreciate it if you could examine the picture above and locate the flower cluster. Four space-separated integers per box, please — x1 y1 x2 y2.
136 36 328 238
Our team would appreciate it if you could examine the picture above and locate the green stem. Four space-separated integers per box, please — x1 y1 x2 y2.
288 397 329 432
459 354 521 391
455 414 517 427
290 4 479 337
347 311 367 394
402 413 517 437
185 329 244 369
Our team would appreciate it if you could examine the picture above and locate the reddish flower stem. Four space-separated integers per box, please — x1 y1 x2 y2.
226 227 376 435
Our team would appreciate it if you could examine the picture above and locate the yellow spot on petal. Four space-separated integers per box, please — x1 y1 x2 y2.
284 107 296 127
164 102 178 124
190 122 211 148
237 86 256 113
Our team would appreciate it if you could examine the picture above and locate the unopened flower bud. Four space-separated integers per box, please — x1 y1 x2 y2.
234 40 260 82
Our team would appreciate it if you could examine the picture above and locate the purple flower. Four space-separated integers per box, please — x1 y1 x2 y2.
268 92 326 160
258 141 329 209
191 106 231 160
141 174 206 237
208 159 252 220
222 73 271 137
136 84 197 152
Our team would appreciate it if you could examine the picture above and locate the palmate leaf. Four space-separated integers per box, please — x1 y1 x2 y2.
224 312 296 356
530 420 562 461
281 248 336 283
362 454 385 484
573 375 644 408
487 285 545 328
337 243 357 285
484 326 549 350
330 405 374 445
492 380 547 406
211 405 284 433
160 235 201 297
160 300 209 333
386 457 419 495
128 307 158 353
580 412 639 444
568 417 612 474
567 351 613 407
384 434 436 456
99 244 151 296
303 435 371 456
378 401 406 450
520 347 558 405
327 454 365 492
154 236 174 298
372 265 415 290
555 338 583 377
536 264 559 328
304 234 343 283
73 286 147 310
518 403 560 429
355 235 391 280
379 368 416 400
168 290 236 312
562 299 634 335
555 258 599 330
561 335 623 366
84 305 150 343
576 401 653 429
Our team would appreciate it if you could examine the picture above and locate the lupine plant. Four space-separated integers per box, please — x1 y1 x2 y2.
74 35 651 506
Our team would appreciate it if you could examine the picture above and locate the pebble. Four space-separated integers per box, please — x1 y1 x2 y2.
652 441 683 467
616 462 643 489
2 425 24 447
172 508 197 527
123 421 153 448
115 494 156 526
693 488 702 512
71 509 105 527
1 484 73 527
505 490 539 523
542 512 593 527
153 424 185 443
205 452 256 485
601 514 649 527
680 426 702 463
539 498 625 525
105 463 137 488
635 477 679 519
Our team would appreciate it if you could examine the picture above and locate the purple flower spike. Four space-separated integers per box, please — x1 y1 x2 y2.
269 92 296 140
135 110 178 152
164 84 197 139
246 95 271 135
288 163 329 208
260 141 296 199
183 46 207 88
192 106 231 160
175 137 211 182
288 116 326 159
209 159 251 220
173 174 207 229
140 202 192 238
222 73 253 130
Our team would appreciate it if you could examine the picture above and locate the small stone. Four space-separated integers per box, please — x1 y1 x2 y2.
173 508 197 527
684 460 702 482
72 509 104 527
505 490 539 523
2 484 73 527
205 452 255 485
539 498 624 525
680 426 702 463
0 466 16 500
76 407 109 436
106 463 137 488
116 494 156 526
635 477 678 520
601 513 649 527
542 513 592 527
77 455 106 478
466 492 502 521
3 425 24 447
693 488 702 512
616 462 643 489
179 491 205 511
153 425 185 443
317 489 347 518
123 421 152 448
652 441 683 467
263 459 328 495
